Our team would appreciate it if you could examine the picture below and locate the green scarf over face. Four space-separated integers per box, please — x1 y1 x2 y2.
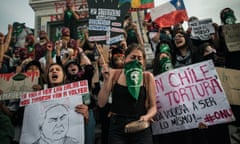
160 57 173 73
223 12 236 24
14 26 23 37
159 44 173 73
124 60 143 100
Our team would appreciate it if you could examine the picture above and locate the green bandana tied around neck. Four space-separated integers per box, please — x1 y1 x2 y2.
124 60 143 100
160 57 173 73
159 44 173 73
223 12 236 24
66 10 73 19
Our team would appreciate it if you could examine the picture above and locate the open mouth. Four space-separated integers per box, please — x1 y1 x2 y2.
51 74 58 81
175 40 184 47
71 68 77 72
175 39 182 44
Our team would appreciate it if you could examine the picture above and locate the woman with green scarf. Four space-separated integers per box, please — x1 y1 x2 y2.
98 43 157 144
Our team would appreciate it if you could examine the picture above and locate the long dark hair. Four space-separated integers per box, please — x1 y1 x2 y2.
171 31 200 66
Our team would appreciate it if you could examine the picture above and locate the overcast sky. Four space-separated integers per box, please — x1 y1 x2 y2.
0 0 240 34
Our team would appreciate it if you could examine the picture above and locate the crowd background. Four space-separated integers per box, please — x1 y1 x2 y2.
0 1 240 144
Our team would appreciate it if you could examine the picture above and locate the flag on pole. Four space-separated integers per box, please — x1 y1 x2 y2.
119 0 154 9
150 0 188 28
132 0 154 8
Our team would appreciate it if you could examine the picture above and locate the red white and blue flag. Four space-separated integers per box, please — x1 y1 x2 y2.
150 0 188 28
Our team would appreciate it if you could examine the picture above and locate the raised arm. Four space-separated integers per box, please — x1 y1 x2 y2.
97 64 114 107
4 24 13 52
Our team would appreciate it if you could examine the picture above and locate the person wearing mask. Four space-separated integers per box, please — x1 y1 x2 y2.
152 40 174 76
62 0 80 47
219 7 240 144
98 43 157 144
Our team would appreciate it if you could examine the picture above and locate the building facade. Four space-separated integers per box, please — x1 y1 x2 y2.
29 0 88 40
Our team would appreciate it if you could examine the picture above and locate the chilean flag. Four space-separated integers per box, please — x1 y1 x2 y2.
150 0 188 28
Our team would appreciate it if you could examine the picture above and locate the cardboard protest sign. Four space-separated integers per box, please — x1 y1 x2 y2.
188 18 215 40
151 60 235 135
0 72 39 100
20 81 88 144
222 23 240 52
87 0 130 44
216 67 240 106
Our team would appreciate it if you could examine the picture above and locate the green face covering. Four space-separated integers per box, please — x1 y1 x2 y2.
160 57 173 73
124 60 143 100
159 44 173 73
223 12 236 24
14 26 23 37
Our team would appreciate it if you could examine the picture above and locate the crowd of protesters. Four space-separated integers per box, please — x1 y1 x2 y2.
0 2 239 144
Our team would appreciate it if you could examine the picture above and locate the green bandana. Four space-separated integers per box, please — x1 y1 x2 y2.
28 46 34 52
223 12 236 24
78 31 84 40
66 10 73 19
124 60 143 100
159 44 170 54
14 26 23 37
159 57 173 73
159 44 173 73
127 29 136 38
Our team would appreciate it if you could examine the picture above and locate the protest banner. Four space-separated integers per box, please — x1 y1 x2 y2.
216 67 240 106
0 72 39 100
222 23 240 52
20 80 88 144
20 80 89 106
87 0 130 44
188 18 215 40
151 60 235 135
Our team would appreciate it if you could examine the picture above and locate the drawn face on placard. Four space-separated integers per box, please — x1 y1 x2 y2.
41 104 69 140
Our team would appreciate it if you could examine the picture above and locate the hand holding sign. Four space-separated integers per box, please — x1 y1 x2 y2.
87 0 130 44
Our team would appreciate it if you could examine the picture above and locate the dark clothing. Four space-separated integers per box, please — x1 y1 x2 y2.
109 83 153 144
218 25 240 144
111 83 147 117
0 113 14 144
154 128 207 144
109 115 153 144
63 9 78 40
126 29 138 45
34 43 47 61
65 64 95 108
